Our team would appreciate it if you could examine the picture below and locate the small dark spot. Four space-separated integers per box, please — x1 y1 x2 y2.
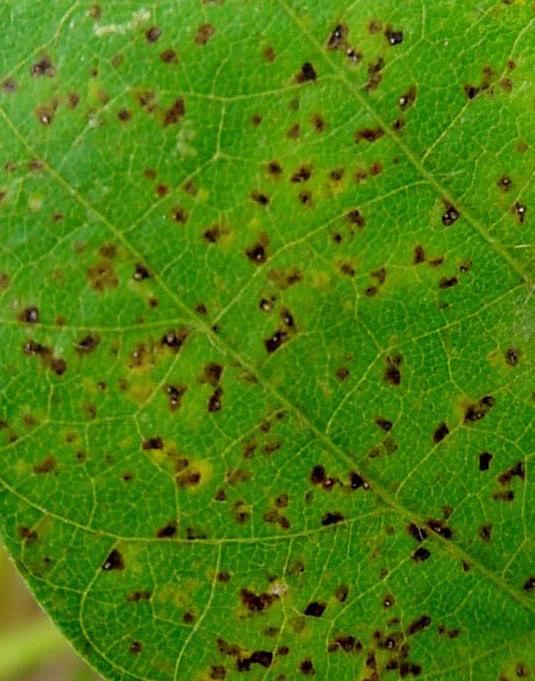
75 334 100 354
246 243 267 263
346 209 365 227
267 160 282 176
210 665 227 679
195 23 215 45
399 85 417 109
321 512 344 526
432 422 449 443
479 452 493 471
208 387 223 413
505 347 520 366
127 590 152 603
340 262 355 277
512 201 527 224
295 62 317 83
33 456 57 474
146 26 161 42
336 366 349 381
492 490 515 502
412 547 431 562
32 56 55 78
383 594 395 608
498 175 513 192
133 263 150 281
375 417 393 432
287 122 301 139
1 78 17 93
102 548 124 571
50 358 67 376
263 45 276 61
117 108 132 122
408 615 431 635
251 190 270 206
142 436 164 450
240 588 276 612
19 306 40 323
426 519 452 539
384 355 402 386
439 276 458 289
291 165 312 183
265 330 287 353
334 584 349 602
355 127 384 143
251 113 263 126
350 471 369 490
442 206 460 226
304 601 326 617
299 659 315 676
407 523 428 543
523 576 535 591
163 98 185 126
129 641 142 654
385 27 403 45
464 395 495 423
160 48 178 64
310 465 326 485
327 24 348 50
498 461 525 485
479 523 492 542
157 521 177 538
161 328 188 351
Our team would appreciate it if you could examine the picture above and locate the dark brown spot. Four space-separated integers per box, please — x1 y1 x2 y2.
142 437 164 450
146 26 161 42
399 85 417 109
412 547 430 562
129 641 142 654
385 27 403 45
240 588 276 612
102 548 124 570
117 108 132 122
291 165 312 183
19 306 40 323
208 387 223 413
408 615 431 635
295 62 317 83
479 523 492 542
384 355 402 386
334 585 349 602
160 48 178 64
195 23 215 45
505 347 520 366
439 276 458 289
157 522 177 538
498 461 525 485
251 190 270 206
265 330 287 353
523 576 535 591
32 56 55 78
299 659 315 676
327 24 348 50
267 160 282 176
426 519 452 539
161 328 188 351
442 206 460 226
163 98 185 126
263 45 276 62
346 209 365 227
479 452 493 471
464 395 495 423
350 471 369 490
355 127 384 143
432 422 449 443
321 512 344 526
336 366 349 381
210 666 227 680
407 523 427 543
33 456 57 474
304 601 326 617
375 417 393 432
512 201 527 224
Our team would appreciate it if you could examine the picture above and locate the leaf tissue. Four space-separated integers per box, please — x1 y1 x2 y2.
0 1 534 680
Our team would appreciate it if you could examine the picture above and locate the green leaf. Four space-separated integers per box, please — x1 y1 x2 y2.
0 1 534 679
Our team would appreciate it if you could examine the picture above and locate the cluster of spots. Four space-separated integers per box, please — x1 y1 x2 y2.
87 244 120 292
264 307 297 354
23 338 67 376
463 64 514 101
200 361 225 413
406 523 432 562
364 266 387 297
366 56 385 91
263 493 290 529
463 395 495 423
491 461 525 502
216 638 273 673
326 23 362 64
310 464 369 496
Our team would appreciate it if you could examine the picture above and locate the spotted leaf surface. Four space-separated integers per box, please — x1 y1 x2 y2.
0 2 534 680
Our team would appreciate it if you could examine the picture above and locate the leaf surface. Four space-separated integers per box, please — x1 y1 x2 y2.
0 1 534 680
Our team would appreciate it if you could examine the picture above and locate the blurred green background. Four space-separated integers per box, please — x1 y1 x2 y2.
0 544 102 681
